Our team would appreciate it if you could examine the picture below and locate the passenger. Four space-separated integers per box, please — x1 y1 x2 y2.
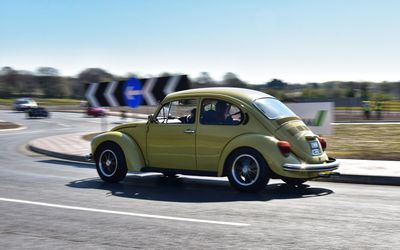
216 101 233 125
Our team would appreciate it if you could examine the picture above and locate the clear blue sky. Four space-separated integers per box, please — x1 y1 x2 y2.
1 0 399 84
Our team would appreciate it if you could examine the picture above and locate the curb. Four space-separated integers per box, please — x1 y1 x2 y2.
28 143 89 163
317 174 400 186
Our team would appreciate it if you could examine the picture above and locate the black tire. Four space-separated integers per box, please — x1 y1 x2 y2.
282 178 307 187
226 148 271 192
95 142 127 183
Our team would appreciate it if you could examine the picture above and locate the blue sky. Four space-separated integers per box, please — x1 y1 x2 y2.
1 0 399 84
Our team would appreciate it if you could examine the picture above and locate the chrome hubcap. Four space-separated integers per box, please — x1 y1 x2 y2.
99 149 118 177
231 154 260 186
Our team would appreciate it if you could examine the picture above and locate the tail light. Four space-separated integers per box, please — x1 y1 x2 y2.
318 137 327 151
277 141 291 156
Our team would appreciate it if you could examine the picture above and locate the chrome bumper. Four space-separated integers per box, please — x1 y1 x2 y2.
282 158 339 172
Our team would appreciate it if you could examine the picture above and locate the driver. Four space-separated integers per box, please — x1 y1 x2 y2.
179 108 196 124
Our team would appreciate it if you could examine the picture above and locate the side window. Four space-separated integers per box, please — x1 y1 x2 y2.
155 99 197 124
200 99 243 125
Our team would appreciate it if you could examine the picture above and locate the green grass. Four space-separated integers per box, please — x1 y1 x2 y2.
0 98 81 106
326 124 400 160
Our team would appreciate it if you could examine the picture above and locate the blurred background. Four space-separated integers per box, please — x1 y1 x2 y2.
1 0 400 159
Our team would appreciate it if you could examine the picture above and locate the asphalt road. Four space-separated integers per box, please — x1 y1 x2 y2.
0 110 399 249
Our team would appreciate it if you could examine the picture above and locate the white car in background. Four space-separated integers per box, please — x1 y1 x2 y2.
13 98 38 111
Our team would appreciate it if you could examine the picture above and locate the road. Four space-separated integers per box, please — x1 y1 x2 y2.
0 110 399 249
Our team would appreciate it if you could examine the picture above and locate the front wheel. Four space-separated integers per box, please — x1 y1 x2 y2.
226 148 270 192
95 142 127 183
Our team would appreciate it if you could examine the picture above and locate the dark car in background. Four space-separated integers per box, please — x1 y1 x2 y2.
27 107 49 118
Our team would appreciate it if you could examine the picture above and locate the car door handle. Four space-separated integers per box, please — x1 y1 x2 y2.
183 129 195 134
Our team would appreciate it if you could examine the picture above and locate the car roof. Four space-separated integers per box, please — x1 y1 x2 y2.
16 97 33 101
165 87 273 103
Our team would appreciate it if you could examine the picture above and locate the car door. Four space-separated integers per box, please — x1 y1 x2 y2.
196 98 246 172
147 98 198 170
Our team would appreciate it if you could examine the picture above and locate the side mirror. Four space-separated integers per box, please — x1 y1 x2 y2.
148 114 155 123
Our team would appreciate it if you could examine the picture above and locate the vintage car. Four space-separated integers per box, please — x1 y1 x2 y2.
13 98 38 111
26 107 50 118
90 88 339 192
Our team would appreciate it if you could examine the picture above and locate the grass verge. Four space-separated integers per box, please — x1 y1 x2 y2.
0 98 81 106
326 124 400 160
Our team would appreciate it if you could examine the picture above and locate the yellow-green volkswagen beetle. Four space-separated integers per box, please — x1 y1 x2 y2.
90 87 339 192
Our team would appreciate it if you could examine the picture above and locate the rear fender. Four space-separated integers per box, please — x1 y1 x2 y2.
91 131 145 172
217 134 317 179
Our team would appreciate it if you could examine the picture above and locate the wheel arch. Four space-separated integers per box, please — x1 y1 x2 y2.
91 131 145 172
217 134 280 177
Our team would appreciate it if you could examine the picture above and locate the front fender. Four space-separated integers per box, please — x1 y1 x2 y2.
91 131 145 172
217 134 318 179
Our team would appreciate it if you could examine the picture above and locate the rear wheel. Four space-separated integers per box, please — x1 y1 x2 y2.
95 142 127 183
226 148 270 192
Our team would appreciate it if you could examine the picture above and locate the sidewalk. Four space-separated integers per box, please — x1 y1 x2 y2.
28 132 400 186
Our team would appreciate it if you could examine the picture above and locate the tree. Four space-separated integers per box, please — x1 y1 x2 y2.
36 67 67 97
77 68 114 84
196 72 215 85
0 67 17 97
360 82 369 100
222 72 247 88
345 82 356 98
266 79 287 89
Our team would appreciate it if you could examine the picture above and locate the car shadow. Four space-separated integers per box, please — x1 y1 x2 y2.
66 174 334 203
39 159 94 169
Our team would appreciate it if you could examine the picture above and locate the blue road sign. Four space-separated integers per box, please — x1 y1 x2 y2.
123 77 143 108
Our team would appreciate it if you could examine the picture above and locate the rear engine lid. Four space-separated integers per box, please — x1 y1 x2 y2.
274 119 328 163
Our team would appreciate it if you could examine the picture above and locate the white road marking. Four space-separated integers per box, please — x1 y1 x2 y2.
0 197 250 227
0 130 44 136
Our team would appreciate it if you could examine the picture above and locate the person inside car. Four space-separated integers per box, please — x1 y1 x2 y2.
179 108 196 124
216 101 233 125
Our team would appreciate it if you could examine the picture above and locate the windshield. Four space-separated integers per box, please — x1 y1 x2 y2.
253 98 297 119
16 100 28 104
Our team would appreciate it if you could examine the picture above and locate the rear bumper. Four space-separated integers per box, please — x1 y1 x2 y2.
282 158 339 172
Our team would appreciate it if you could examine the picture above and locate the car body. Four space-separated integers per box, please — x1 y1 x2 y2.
27 107 49 118
87 107 107 117
13 98 38 111
90 87 339 191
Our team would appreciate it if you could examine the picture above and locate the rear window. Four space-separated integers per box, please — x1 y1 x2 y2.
253 98 297 119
